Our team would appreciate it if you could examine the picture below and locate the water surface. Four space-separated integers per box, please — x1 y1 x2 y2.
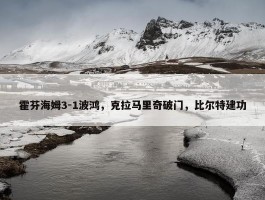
7 126 233 200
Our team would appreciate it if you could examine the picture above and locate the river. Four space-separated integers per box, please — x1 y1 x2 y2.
6 124 234 200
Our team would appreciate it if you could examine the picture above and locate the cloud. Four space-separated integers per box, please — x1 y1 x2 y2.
179 0 209 5
0 0 264 57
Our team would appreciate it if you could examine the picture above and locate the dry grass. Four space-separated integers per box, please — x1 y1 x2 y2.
136 57 265 74
24 126 109 158
229 69 265 74
138 64 224 74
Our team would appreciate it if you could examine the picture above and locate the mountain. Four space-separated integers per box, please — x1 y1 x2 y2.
1 17 265 66
0 39 88 65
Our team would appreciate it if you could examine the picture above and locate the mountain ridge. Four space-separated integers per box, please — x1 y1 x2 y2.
1 17 265 66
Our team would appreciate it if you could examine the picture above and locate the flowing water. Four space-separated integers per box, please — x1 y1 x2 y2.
7 125 234 200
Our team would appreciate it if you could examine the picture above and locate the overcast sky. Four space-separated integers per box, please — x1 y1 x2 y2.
0 0 264 57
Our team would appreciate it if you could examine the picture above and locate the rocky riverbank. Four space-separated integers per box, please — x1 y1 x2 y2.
178 127 265 200
0 126 109 199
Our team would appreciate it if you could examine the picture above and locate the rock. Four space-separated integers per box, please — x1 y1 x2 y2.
0 157 25 178
98 45 114 55
0 181 11 195
0 181 11 200
178 20 194 29
213 18 225 26
16 150 31 159
136 18 166 50
204 21 212 28
156 17 178 29
93 41 115 55
214 26 240 42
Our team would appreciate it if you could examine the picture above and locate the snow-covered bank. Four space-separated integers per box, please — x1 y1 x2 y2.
0 92 144 159
178 127 265 200
0 126 109 199
0 127 75 158
0 92 141 127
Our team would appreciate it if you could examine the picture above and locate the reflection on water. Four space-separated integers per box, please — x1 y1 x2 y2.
7 126 233 200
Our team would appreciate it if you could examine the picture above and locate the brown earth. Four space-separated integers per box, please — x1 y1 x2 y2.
1 57 265 74
0 126 109 200
0 158 25 178
134 57 265 74
0 126 109 178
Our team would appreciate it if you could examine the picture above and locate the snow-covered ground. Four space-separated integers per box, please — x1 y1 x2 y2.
178 126 265 200
1 74 265 126
0 92 144 127
1 74 265 198
2 89 264 126
192 64 230 73
0 91 70 96
158 93 265 126
178 59 230 73
0 92 146 158
0 127 76 158
0 92 143 188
